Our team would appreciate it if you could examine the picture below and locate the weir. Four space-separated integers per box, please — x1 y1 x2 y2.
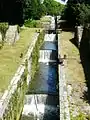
21 32 59 120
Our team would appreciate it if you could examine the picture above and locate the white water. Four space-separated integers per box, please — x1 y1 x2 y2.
44 34 56 42
23 104 57 116
39 34 57 63
39 50 57 63
22 95 58 119
22 95 45 116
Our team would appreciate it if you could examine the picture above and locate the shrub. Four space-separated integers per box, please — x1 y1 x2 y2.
24 19 42 28
24 19 37 28
0 23 9 46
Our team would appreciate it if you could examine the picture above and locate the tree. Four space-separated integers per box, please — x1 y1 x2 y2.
63 1 90 26
0 0 23 24
0 0 43 24
78 4 90 25
43 0 65 16
23 0 43 20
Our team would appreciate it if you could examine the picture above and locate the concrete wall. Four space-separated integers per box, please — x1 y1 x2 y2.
75 26 90 51
0 25 19 45
5 25 20 45
75 26 83 47
58 34 70 120
0 33 41 120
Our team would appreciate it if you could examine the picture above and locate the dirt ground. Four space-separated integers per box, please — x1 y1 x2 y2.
59 31 90 119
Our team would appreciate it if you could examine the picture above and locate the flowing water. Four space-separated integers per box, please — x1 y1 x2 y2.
28 63 58 94
39 41 57 63
20 18 59 120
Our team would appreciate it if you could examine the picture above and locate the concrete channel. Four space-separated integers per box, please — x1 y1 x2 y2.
20 16 71 120
20 17 60 120
21 35 59 120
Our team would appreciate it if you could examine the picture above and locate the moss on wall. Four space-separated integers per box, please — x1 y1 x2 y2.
3 62 27 120
31 30 45 80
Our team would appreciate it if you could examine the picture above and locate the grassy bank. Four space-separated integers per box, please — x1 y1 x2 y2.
0 28 40 94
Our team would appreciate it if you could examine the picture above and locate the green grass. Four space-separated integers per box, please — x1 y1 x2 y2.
59 32 85 83
0 28 40 94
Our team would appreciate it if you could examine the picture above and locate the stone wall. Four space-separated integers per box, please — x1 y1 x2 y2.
5 25 20 45
58 34 70 120
75 26 83 48
0 31 44 120
75 26 90 51
0 25 19 45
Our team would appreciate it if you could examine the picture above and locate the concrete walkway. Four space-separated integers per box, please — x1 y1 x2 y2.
58 34 70 120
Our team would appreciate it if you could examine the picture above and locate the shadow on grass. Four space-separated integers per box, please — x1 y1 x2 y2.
69 37 78 49
69 30 90 103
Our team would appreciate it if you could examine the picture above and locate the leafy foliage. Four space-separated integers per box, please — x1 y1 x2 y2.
43 0 65 16
78 4 90 25
23 0 42 20
3 64 27 120
63 2 90 26
0 0 65 24
0 0 23 24
0 23 8 46
24 19 42 28
0 23 8 39
0 0 43 24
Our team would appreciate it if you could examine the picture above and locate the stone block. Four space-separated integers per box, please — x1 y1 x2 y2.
5 25 20 45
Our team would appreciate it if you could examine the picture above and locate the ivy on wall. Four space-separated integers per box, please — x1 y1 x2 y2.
3 61 28 120
31 30 45 80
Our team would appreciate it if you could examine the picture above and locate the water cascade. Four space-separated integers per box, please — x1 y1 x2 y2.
20 17 59 120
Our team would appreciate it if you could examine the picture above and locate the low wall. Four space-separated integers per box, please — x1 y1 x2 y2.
0 25 19 45
0 31 45 120
75 26 83 47
75 26 90 51
58 34 70 120
5 25 20 45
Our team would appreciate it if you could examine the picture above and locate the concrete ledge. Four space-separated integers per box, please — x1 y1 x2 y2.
58 34 70 120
